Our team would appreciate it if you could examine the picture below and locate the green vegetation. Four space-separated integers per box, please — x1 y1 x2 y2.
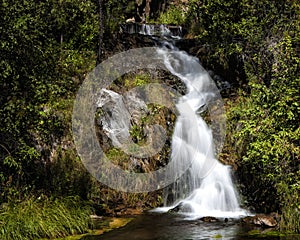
158 4 186 25
0 196 92 240
179 0 299 232
0 1 138 239
0 0 98 203
1 0 299 237
124 73 152 88
56 217 133 240
212 234 222 239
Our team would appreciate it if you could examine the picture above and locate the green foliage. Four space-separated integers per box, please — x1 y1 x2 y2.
225 30 299 212
184 0 299 84
158 5 186 25
57 50 97 97
49 0 99 50
44 145 93 200
0 196 92 240
279 182 300 233
0 1 165 237
104 0 136 34
105 148 129 169
0 0 98 202
183 0 300 232
124 73 152 88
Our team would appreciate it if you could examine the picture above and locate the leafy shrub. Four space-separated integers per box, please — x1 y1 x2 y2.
158 5 186 25
183 0 299 232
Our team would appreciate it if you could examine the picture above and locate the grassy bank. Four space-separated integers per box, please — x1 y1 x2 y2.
0 196 92 240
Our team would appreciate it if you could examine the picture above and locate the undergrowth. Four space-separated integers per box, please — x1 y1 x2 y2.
0 196 92 240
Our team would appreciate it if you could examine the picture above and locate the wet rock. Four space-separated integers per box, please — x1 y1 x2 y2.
253 216 277 227
168 202 193 213
168 203 184 213
241 216 254 224
200 216 219 222
242 213 279 228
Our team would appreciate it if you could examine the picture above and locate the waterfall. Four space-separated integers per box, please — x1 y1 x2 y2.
153 46 246 218
99 23 247 218
150 28 247 219
121 23 182 38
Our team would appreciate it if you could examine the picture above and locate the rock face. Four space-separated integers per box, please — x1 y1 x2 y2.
242 213 280 228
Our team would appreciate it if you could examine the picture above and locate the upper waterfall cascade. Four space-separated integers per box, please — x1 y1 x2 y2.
120 23 183 38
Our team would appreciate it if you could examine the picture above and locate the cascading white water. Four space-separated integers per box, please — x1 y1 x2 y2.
121 23 182 38
154 47 247 218
98 24 247 218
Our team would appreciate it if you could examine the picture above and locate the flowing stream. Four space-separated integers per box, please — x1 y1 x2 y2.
141 25 247 219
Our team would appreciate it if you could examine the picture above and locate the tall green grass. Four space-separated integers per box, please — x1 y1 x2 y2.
0 196 92 240
280 205 300 234
279 183 300 233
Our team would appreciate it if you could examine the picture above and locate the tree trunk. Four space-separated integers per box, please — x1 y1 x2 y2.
97 0 104 64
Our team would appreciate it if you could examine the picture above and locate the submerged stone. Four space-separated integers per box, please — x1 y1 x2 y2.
200 216 219 222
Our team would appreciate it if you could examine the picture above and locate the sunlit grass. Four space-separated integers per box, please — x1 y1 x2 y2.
0 196 92 240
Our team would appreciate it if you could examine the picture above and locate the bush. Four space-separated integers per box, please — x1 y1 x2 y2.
157 5 186 25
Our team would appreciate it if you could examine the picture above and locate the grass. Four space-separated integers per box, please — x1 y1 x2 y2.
280 203 300 233
278 183 300 233
0 196 92 240
56 217 134 240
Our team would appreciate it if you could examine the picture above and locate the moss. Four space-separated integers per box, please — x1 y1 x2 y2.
212 234 223 238
124 73 152 88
